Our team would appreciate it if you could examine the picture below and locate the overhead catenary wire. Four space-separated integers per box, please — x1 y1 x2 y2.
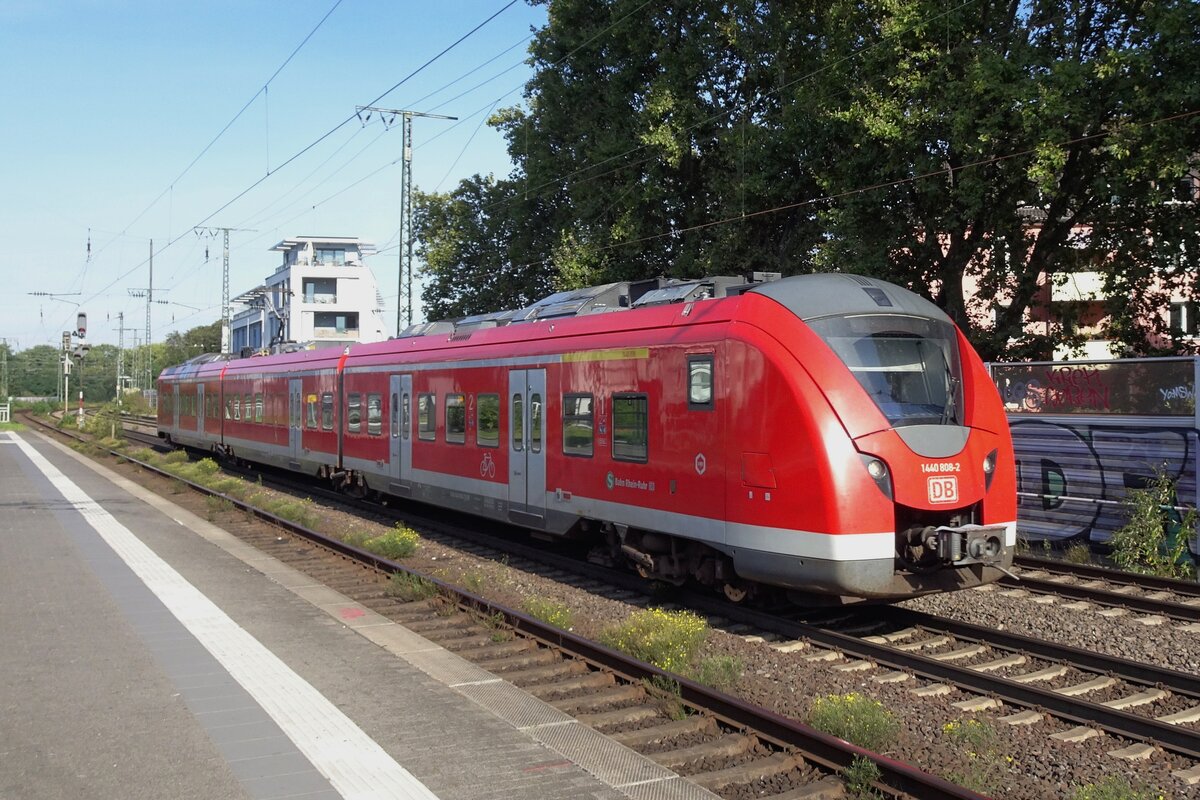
61 1 523 340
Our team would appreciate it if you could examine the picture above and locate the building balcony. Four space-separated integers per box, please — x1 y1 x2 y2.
312 327 359 339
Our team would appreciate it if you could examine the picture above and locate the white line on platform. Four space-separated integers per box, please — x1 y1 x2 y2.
13 436 440 800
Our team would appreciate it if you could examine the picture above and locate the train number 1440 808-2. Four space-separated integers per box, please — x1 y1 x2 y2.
920 462 961 474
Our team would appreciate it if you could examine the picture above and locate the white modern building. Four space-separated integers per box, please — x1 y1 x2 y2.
230 236 389 352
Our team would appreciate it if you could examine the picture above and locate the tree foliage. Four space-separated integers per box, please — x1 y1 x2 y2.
414 0 1199 358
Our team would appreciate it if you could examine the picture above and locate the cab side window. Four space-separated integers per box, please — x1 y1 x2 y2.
688 355 714 410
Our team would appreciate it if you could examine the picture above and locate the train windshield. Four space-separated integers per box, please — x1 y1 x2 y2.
808 314 963 426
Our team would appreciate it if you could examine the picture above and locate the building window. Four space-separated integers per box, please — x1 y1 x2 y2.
313 311 359 334
1171 301 1199 337
687 355 713 409
321 393 334 430
347 393 362 433
477 393 499 447
562 394 593 457
613 394 649 462
445 394 465 443
418 394 435 440
315 248 346 266
367 393 382 436
302 278 337 304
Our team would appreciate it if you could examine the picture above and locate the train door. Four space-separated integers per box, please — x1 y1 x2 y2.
389 374 413 495
172 384 180 430
508 369 546 522
288 379 302 468
196 384 205 437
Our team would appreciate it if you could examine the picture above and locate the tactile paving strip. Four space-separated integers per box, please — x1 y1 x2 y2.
532 721 704 792
456 679 577 729
401 645 504 686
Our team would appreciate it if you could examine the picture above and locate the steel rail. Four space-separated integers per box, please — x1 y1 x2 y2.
1013 554 1200 598
1000 574 1200 622
876 606 1200 698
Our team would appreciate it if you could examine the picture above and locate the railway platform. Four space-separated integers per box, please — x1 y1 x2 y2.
0 428 713 800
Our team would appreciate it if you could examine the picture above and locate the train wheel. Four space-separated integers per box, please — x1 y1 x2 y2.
722 582 749 603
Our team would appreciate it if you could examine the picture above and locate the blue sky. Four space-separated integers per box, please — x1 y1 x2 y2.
0 0 547 350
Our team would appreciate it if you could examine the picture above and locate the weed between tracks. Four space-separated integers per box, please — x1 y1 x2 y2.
806 693 898 753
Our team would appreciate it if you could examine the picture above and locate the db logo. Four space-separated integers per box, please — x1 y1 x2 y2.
927 475 958 505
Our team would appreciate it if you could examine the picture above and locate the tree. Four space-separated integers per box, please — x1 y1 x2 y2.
158 321 221 372
414 0 1199 357
9 345 62 398
806 0 1200 359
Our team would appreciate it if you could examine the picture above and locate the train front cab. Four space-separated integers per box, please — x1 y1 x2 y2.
727 276 1017 601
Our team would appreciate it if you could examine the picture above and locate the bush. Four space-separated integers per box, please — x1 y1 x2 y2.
364 523 420 559
842 756 883 799
522 596 573 629
807 693 899 752
1110 468 1195 578
598 608 708 672
81 403 124 440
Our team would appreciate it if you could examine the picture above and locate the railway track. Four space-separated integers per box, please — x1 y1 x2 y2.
108 414 1200 784
22 411 988 800
999 555 1200 623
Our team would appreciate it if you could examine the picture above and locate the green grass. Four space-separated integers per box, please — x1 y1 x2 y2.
1069 776 1163 800
941 719 1009 794
598 608 708 673
385 572 438 601
0 421 25 431
687 655 743 691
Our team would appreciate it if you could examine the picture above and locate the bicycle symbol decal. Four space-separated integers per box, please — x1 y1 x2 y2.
480 452 496 479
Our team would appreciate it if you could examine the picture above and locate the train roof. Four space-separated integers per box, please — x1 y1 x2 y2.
158 272 951 378
749 273 952 323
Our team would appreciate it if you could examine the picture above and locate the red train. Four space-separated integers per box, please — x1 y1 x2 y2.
158 273 1016 601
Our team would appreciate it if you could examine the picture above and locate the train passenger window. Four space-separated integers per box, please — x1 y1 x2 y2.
321 393 334 430
562 394 593 457
244 395 252 423
402 394 410 440
225 398 232 420
233 397 241 421
255 393 263 423
368 394 382 436
445 395 465 444
417 394 435 441
688 355 714 410
306 397 318 429
511 395 523 451
530 394 542 454
477 394 499 447
613 394 649 462
347 393 362 433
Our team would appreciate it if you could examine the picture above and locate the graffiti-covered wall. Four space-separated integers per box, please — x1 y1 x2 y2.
991 358 1200 545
